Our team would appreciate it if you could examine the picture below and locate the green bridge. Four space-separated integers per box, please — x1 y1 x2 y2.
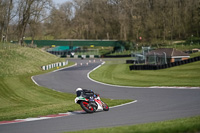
24 40 124 47
23 40 125 57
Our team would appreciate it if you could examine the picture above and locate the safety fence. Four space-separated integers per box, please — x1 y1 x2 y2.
102 54 131 58
66 55 100 58
129 56 200 70
41 60 68 70
47 51 100 58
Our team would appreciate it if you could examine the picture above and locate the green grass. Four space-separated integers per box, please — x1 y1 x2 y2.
159 43 200 51
0 43 66 76
109 50 132 55
190 52 200 58
0 75 130 120
0 74 78 121
65 116 200 133
0 43 131 121
90 58 200 87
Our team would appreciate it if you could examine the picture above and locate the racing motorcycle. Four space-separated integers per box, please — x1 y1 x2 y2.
75 93 109 113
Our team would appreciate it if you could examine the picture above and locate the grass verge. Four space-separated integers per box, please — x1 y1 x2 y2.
65 115 200 133
0 44 131 121
89 57 200 87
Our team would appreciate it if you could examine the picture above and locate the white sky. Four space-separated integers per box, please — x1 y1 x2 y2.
53 0 72 4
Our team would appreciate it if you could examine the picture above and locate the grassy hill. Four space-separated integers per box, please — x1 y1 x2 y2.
0 43 76 120
0 44 65 76
0 43 130 121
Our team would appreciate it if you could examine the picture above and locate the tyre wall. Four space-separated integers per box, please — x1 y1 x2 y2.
129 56 200 70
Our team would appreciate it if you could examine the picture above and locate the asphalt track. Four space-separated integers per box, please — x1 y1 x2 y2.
1 59 200 133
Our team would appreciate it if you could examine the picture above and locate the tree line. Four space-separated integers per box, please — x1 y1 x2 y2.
0 0 200 45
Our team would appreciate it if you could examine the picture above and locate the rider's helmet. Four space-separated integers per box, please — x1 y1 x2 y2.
76 88 82 92
76 88 83 97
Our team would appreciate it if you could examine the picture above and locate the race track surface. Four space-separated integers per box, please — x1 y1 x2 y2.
1 59 200 133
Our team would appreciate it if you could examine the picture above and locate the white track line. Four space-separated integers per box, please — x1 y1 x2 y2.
110 100 138 109
14 60 198 126
31 76 40 86
31 63 77 86
7 61 135 126
87 61 200 89
0 101 137 125
87 61 148 89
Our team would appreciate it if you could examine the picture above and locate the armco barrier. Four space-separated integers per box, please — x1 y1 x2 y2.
126 60 135 64
70 55 99 58
104 55 131 58
41 60 68 70
129 56 200 70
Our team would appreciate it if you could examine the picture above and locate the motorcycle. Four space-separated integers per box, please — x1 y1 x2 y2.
75 94 109 113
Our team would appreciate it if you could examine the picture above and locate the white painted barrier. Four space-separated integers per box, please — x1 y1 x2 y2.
42 60 69 70
90 55 94 58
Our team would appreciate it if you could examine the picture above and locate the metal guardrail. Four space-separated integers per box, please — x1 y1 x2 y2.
41 61 68 70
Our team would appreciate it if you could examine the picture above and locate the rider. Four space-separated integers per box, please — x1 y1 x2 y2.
76 88 98 100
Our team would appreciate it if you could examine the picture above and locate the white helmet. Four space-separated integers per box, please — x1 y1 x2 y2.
76 88 82 92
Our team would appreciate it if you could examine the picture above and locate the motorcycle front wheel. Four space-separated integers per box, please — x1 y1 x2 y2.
80 101 95 113
101 101 109 111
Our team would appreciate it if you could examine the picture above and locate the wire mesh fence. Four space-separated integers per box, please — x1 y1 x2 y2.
146 52 167 65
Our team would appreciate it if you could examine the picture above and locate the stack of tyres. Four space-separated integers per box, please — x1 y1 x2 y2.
191 58 195 62
180 60 185 65
188 58 192 63
168 63 172 68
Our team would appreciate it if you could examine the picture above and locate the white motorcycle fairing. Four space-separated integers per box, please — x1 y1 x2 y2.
75 95 109 113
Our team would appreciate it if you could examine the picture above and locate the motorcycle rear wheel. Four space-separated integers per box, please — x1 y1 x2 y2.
80 101 95 113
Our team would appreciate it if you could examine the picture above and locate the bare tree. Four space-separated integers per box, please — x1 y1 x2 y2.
1 0 199 43
47 0 200 42
16 0 52 45
0 0 14 42
28 0 52 44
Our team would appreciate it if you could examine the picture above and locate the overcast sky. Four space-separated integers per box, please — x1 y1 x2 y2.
53 0 72 5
